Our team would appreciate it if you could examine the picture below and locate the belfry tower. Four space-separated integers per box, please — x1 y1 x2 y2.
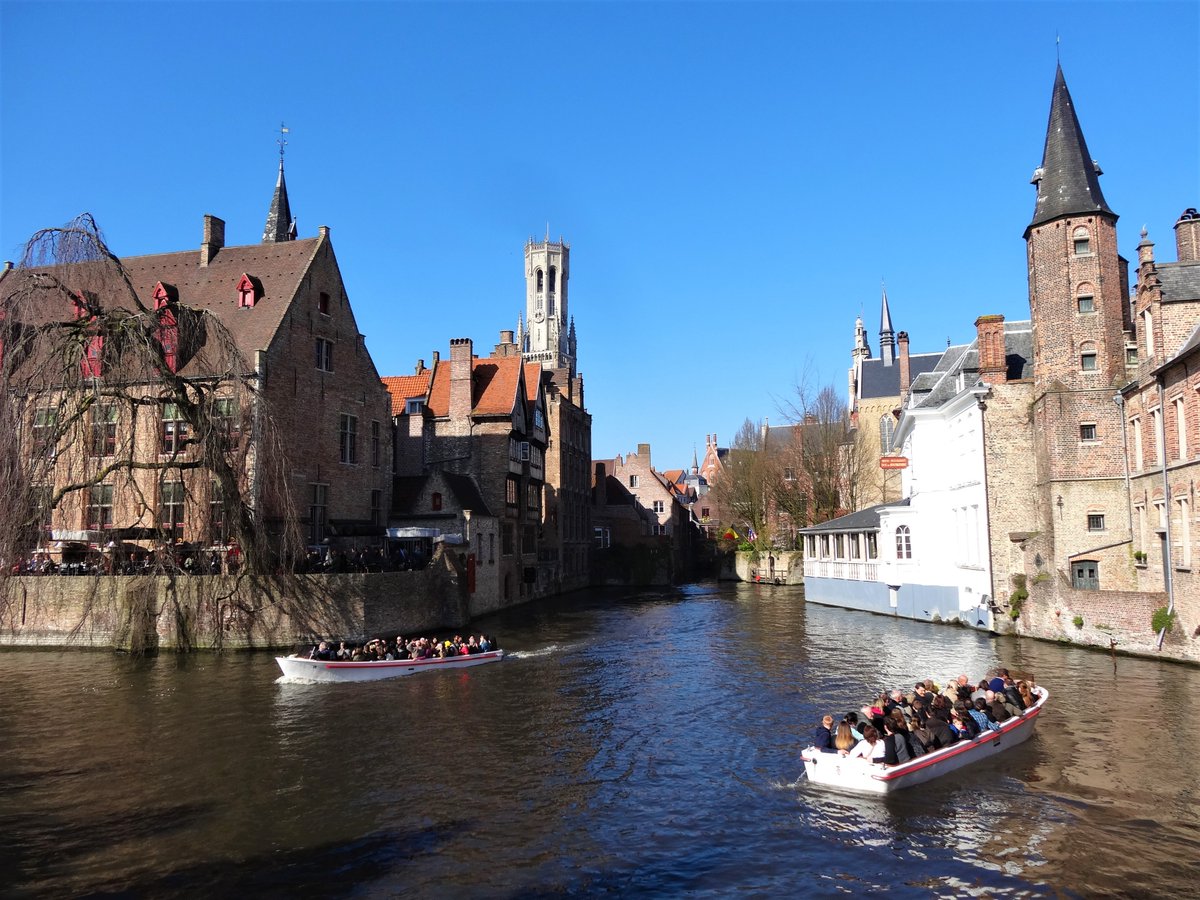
522 235 574 377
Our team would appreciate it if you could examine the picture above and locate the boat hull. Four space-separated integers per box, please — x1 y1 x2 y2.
276 650 504 683
801 689 1047 794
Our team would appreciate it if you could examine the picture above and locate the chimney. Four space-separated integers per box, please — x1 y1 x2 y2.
318 225 330 239
975 315 1007 384
637 443 651 466
432 350 440 363
594 462 608 507
415 359 425 375
500 329 514 344
897 331 912 395
200 215 225 267
449 338 473 421
1175 208 1200 262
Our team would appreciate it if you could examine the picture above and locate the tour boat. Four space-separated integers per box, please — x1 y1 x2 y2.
800 688 1048 794
275 649 505 683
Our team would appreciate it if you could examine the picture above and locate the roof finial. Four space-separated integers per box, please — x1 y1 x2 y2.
545 222 550 242
278 121 289 162
1055 31 1061 64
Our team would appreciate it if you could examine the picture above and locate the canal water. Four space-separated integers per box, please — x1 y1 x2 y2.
3 582 1199 898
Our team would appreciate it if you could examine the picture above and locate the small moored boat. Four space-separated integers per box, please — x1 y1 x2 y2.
276 649 504 683
801 687 1048 794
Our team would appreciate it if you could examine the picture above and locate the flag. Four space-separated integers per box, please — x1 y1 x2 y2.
723 527 738 541
747 526 757 541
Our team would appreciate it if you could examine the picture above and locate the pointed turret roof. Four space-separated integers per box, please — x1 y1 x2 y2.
263 159 295 243
879 286 894 337
1027 65 1115 235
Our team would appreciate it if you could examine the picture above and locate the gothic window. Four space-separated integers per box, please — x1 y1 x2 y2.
548 266 557 293
895 524 912 559
1073 227 1091 256
536 269 544 293
879 414 895 451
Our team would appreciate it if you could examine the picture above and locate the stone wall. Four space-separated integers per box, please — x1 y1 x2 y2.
734 550 804 585
0 546 473 651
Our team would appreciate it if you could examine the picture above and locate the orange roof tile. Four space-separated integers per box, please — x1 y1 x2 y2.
381 374 432 415
425 354 525 418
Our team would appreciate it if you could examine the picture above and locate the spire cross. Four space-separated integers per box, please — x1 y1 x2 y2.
277 122 290 161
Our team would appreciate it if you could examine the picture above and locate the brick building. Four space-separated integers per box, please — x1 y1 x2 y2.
385 337 549 607
4 159 393 562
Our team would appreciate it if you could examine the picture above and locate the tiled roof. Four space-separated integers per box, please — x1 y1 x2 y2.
910 321 1033 409
443 471 492 517
425 354 527 418
3 238 323 374
381 374 432 415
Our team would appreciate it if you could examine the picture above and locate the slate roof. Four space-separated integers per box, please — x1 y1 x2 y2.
443 471 492 516
381 373 433 414
859 352 943 399
909 321 1033 409
263 160 295 243
1157 261 1200 303
1027 65 1115 233
800 499 909 533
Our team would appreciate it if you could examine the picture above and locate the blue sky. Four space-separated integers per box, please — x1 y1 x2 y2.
2 2 1197 471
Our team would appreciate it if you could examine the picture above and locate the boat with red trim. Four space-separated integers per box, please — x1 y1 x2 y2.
800 687 1047 793
276 649 505 683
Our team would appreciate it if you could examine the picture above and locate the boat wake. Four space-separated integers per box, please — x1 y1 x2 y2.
505 643 576 660
275 675 326 686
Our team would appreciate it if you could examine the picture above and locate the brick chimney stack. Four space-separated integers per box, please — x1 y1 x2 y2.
975 315 1007 384
449 338 473 422
637 442 651 467
594 462 608 507
1175 208 1200 262
200 214 225 267
897 331 911 396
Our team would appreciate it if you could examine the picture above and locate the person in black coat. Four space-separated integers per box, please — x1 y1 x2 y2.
813 715 837 753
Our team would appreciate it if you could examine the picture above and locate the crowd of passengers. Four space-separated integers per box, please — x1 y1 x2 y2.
811 670 1040 766
309 634 497 661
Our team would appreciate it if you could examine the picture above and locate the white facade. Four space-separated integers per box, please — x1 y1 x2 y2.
886 382 994 625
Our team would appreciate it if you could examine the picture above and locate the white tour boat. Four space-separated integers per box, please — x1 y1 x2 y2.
801 687 1048 794
276 649 504 683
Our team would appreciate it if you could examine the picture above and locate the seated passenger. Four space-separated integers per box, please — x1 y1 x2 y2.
311 641 333 661
924 715 956 749
1017 681 1035 709
813 715 837 753
834 722 857 754
883 719 914 765
987 691 1014 722
843 713 864 742
845 724 885 762
970 698 1002 733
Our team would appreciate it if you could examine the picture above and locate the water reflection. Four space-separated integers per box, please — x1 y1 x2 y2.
3 584 1200 896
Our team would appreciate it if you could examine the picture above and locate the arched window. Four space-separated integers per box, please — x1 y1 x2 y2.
879 414 895 451
1073 226 1091 256
548 266 557 293
895 524 912 559
536 269 544 293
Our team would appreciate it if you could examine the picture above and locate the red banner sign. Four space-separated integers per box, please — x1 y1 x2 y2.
879 456 909 470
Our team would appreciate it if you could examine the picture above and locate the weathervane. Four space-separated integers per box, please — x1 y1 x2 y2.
278 122 289 161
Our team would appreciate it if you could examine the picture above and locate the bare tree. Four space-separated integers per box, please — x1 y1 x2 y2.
0 215 303 646
708 418 773 548
781 382 870 525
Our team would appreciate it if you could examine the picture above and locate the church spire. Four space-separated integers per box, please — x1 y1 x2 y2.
263 125 296 243
1026 64 1115 236
879 283 895 367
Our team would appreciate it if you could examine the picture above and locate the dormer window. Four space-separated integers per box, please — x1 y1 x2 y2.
1073 226 1091 256
404 398 423 415
236 274 258 309
156 306 179 373
152 282 174 311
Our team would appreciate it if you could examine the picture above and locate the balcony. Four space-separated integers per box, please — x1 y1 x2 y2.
803 559 879 582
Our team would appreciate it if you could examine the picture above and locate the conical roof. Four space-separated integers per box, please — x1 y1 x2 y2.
1027 65 1115 235
263 159 295 243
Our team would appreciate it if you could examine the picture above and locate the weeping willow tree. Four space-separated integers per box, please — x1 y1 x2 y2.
0 214 305 648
